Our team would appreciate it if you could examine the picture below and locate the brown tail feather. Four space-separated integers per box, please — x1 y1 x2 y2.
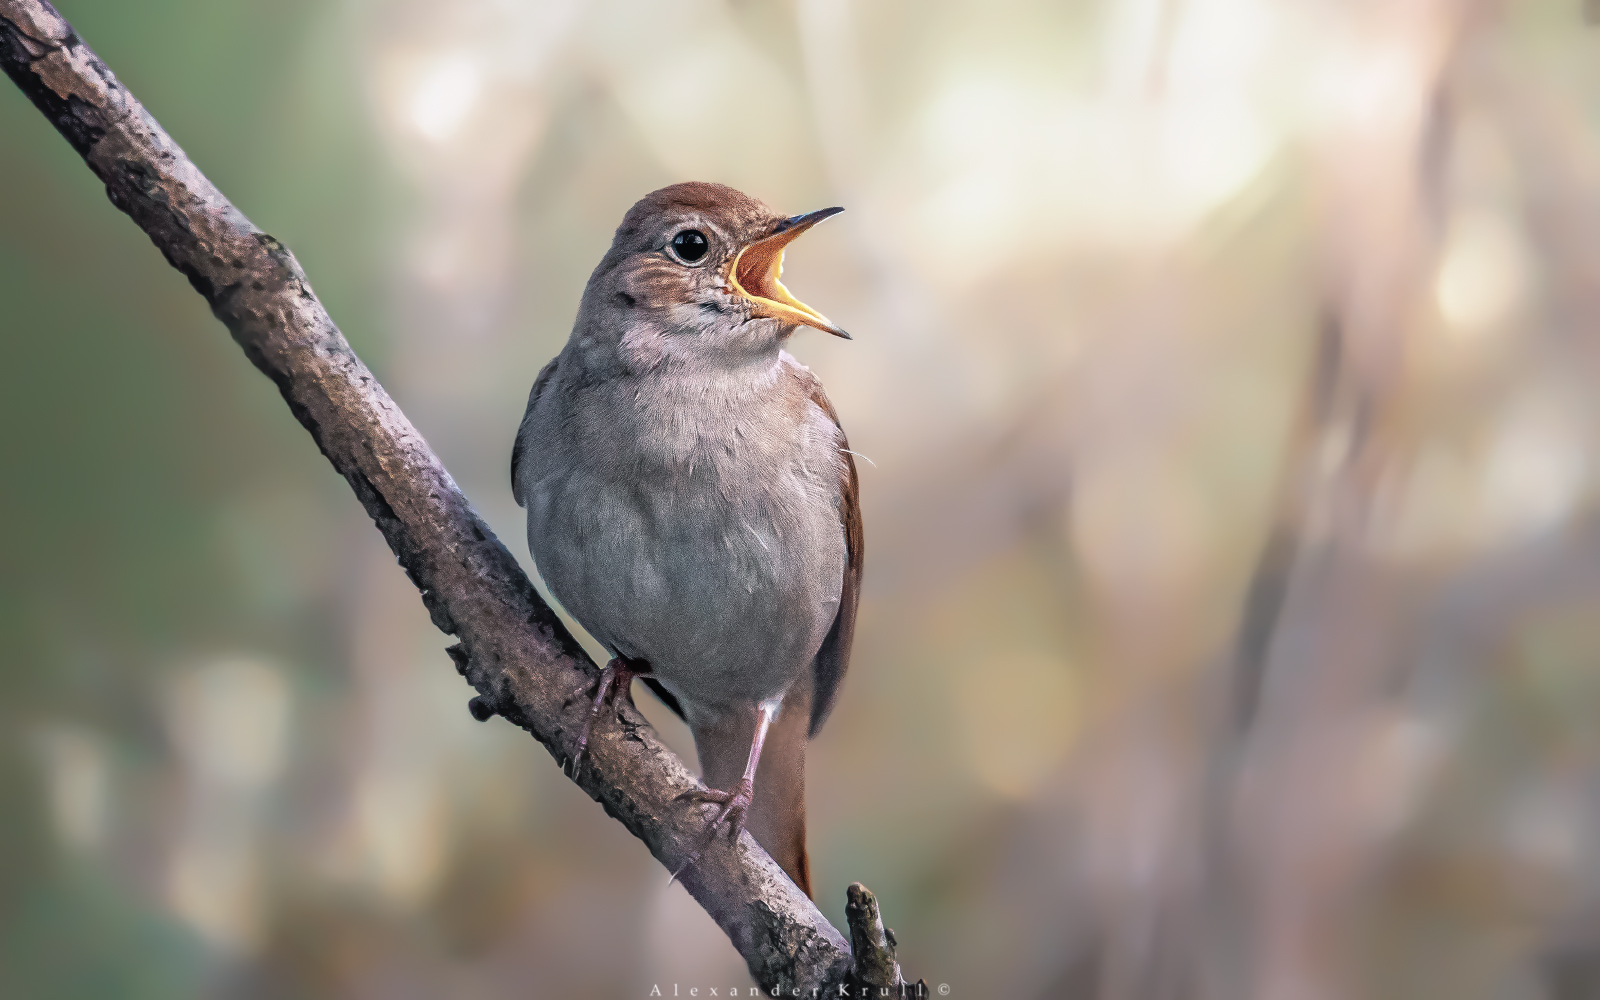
689 685 812 897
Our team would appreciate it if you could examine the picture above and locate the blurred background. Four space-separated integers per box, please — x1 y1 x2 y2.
5 0 1600 997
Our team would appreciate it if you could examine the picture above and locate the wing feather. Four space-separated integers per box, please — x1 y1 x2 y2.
511 358 559 508
802 376 862 739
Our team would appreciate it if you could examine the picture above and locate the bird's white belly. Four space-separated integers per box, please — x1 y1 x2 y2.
527 456 844 711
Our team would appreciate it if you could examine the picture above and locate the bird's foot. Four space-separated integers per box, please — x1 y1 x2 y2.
669 777 755 884
677 778 756 838
566 657 639 777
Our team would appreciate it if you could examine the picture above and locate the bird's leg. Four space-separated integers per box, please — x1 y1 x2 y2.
671 697 780 882
567 656 644 776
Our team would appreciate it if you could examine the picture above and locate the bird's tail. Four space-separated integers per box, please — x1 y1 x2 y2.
690 685 812 897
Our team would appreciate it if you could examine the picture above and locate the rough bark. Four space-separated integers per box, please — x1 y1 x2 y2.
0 1 916 992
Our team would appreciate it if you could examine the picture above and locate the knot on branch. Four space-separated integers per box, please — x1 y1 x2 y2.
466 695 498 722
447 643 500 721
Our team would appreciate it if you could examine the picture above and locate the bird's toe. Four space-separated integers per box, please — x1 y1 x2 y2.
566 658 637 777
668 778 757 886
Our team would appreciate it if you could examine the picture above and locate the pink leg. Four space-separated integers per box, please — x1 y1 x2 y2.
568 656 643 776
671 698 780 883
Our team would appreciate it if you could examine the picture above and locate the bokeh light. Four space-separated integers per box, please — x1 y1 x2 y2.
7 1 1600 998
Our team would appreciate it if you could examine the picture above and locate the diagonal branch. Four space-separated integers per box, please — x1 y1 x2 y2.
0 1 914 992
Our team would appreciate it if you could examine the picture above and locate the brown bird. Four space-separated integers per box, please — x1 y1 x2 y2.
512 182 862 895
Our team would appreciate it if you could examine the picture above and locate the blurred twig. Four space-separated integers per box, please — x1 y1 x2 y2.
0 1 913 991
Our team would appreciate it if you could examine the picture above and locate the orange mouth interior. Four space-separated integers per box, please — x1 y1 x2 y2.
727 215 848 338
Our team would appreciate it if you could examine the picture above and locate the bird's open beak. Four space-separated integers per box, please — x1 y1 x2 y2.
727 207 850 339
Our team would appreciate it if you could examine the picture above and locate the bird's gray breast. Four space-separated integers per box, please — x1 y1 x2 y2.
519 354 846 712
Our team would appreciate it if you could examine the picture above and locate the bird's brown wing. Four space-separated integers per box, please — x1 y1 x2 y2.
805 378 863 739
511 357 558 508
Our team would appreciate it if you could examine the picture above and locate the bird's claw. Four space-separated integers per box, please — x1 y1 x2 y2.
566 658 636 778
672 786 729 805
669 778 755 885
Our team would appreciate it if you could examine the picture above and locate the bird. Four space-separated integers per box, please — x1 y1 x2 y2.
511 182 862 896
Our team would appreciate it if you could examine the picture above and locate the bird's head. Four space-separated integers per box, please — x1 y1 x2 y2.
575 182 848 367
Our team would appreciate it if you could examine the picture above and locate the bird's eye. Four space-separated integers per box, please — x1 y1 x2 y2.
670 229 709 264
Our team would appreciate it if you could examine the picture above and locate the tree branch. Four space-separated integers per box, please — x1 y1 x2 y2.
0 2 918 992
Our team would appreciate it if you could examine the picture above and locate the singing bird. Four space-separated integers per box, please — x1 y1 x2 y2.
511 182 862 895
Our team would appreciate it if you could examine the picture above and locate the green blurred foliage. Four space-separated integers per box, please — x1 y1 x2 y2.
8 1 1600 999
